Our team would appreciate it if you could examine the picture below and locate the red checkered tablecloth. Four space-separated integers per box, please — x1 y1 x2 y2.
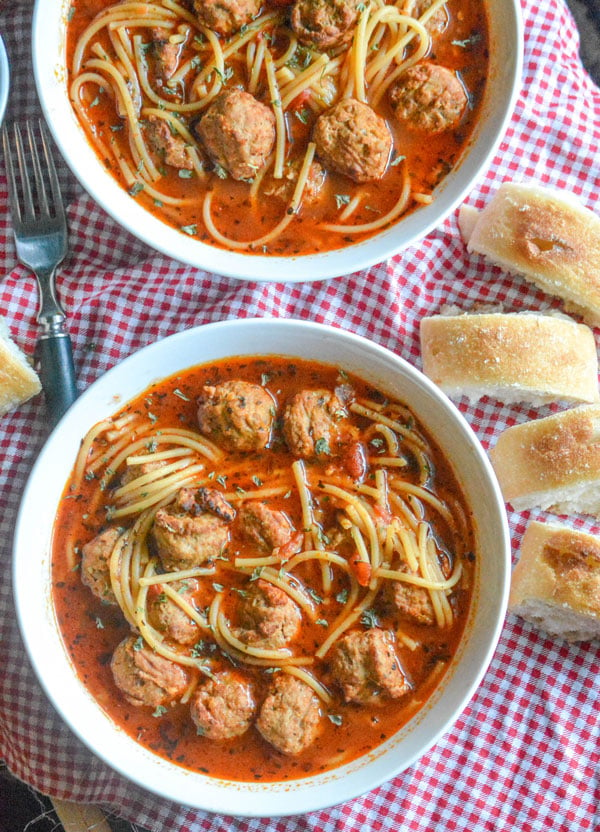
1 1 599 829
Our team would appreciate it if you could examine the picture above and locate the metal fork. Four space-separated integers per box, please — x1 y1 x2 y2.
2 119 78 426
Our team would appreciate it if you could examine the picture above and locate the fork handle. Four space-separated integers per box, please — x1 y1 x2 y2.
35 327 79 427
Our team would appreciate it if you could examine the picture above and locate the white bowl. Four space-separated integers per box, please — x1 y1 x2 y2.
13 319 510 816
32 0 522 282
0 34 9 126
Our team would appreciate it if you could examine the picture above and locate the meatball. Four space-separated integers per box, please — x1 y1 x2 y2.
313 98 392 183
389 62 468 133
197 379 275 451
111 636 188 707
121 456 167 486
283 388 349 460
190 671 256 739
263 159 326 205
150 27 181 82
152 488 232 571
193 0 260 37
290 0 362 51
256 674 322 755
196 90 276 181
147 579 201 644
236 579 301 649
401 0 448 34
383 566 435 625
81 527 121 604
329 628 410 703
239 502 296 551
146 116 193 170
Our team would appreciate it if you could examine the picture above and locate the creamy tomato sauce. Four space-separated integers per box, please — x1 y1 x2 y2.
52 357 476 781
66 0 489 255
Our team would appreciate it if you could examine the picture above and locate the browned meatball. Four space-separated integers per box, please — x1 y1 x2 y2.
197 379 275 451
283 388 348 459
81 527 121 604
152 488 232 571
313 98 392 183
329 628 410 703
383 566 435 625
236 579 301 649
111 636 188 707
401 0 448 34
239 502 295 551
150 27 181 82
290 0 362 51
196 90 276 181
256 674 322 755
121 456 167 486
193 0 260 36
389 62 468 133
190 671 256 739
264 159 326 205
146 116 193 170
147 579 201 645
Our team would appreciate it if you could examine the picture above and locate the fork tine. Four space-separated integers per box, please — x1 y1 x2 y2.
26 120 51 218
2 123 22 223
13 122 36 223
36 120 66 222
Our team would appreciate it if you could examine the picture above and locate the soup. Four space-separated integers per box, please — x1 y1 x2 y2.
51 356 476 781
65 0 489 255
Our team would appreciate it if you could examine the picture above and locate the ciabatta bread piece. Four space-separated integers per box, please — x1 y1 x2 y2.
0 316 42 416
420 308 599 405
489 405 600 516
509 520 600 642
458 182 600 325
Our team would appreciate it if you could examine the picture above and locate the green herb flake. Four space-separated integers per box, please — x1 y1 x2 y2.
316 618 329 627
152 705 168 718
128 182 144 197
178 169 193 179
250 566 264 582
212 583 224 593
361 608 380 629
335 194 351 210
95 617 104 629
314 437 330 456
390 153 406 167
328 713 343 726
180 224 197 236
173 388 191 400
252 475 263 487
133 636 144 651
216 475 227 487
336 588 349 604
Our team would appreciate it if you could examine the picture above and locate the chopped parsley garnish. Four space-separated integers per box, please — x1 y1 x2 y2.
216 474 227 487
178 169 193 179
128 182 144 196
152 705 168 718
173 388 190 400
133 636 144 651
335 194 351 210
180 224 197 236
314 437 330 456
335 588 349 604
252 475 263 487
452 33 482 48
361 608 380 629
328 714 343 726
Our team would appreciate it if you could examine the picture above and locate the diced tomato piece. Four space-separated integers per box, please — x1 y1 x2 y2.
349 553 371 587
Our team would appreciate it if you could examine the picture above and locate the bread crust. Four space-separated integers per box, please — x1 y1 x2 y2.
420 311 599 404
0 319 42 416
489 405 600 514
509 520 600 641
464 182 600 325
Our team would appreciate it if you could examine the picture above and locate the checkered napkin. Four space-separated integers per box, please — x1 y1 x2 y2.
1 0 599 829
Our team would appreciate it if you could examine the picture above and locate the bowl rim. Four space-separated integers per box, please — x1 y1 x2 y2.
31 0 524 282
0 33 9 126
12 318 511 816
